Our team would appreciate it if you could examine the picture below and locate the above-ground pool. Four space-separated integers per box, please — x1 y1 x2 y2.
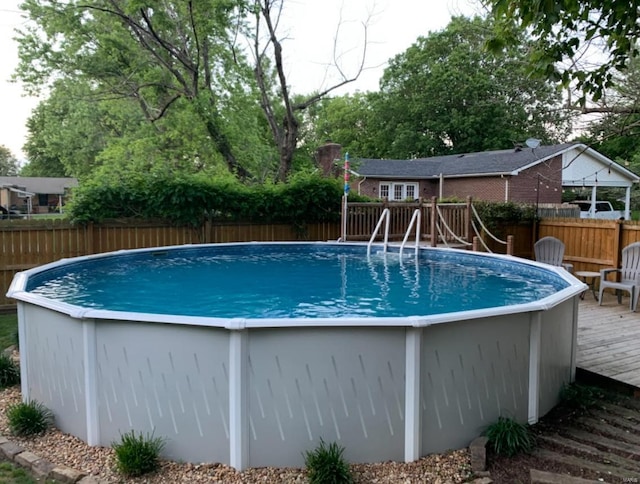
7 242 585 470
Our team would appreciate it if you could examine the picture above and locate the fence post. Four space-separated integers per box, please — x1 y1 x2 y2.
612 220 623 270
203 219 212 244
430 196 437 247
472 236 479 252
465 196 473 243
86 222 95 256
506 235 514 256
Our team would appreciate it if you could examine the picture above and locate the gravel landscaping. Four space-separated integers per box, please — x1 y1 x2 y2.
0 386 474 483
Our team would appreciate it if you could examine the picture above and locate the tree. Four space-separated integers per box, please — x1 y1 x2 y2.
249 0 368 180
356 16 572 158
15 0 369 182
16 0 255 179
484 0 640 106
299 93 374 160
0 146 20 176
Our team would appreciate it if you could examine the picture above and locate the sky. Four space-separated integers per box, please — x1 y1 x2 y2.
0 0 480 163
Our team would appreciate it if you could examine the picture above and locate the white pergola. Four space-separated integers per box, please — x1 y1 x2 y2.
561 144 640 220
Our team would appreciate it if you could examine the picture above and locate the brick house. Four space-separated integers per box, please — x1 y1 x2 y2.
324 143 639 218
0 176 78 215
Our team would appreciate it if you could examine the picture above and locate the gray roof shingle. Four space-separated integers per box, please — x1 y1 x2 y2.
356 143 574 178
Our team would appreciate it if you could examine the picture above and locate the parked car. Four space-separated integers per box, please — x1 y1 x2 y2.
572 200 624 219
0 206 25 219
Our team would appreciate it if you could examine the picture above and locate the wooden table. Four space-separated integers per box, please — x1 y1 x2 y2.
575 270 601 300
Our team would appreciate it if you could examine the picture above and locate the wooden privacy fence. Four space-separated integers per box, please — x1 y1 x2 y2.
537 218 640 274
0 219 340 309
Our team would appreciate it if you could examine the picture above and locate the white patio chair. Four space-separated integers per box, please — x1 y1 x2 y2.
534 236 573 272
599 242 640 311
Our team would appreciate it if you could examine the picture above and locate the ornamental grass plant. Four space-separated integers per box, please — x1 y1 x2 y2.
304 438 354 484
6 400 54 436
485 416 534 457
112 430 166 477
0 353 20 388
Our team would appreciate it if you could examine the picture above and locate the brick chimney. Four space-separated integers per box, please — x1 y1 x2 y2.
315 141 342 177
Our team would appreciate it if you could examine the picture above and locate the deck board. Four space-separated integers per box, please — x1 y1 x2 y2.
577 295 640 389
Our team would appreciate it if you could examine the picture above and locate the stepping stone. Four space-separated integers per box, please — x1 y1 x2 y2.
532 448 638 480
530 468 604 484
564 426 640 457
537 434 640 471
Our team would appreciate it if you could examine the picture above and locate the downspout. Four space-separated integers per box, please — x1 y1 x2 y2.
439 173 443 199
504 175 509 202
357 175 367 195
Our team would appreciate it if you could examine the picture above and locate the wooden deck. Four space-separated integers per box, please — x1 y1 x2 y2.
577 292 640 388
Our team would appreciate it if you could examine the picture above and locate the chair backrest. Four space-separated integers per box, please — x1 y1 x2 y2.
620 242 640 283
534 236 565 266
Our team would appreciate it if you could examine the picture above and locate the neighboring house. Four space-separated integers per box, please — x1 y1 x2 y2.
0 176 78 215
348 143 639 219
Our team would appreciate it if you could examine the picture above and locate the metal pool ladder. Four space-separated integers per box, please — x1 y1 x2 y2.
367 208 390 256
367 208 421 257
399 209 421 258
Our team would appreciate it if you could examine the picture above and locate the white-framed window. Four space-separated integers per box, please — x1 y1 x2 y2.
378 182 418 201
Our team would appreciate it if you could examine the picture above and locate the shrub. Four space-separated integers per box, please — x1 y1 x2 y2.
0 353 19 388
304 438 354 484
6 400 54 436
112 430 165 477
485 416 534 457
560 383 616 411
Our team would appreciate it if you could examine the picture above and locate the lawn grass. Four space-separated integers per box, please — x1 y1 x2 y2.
0 461 56 484
0 312 18 350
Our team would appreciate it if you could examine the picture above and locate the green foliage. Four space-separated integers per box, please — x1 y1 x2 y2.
357 16 571 159
67 170 345 226
560 383 617 411
112 430 166 477
0 145 20 176
304 439 354 484
301 93 376 161
0 313 18 351
0 461 57 484
0 353 20 389
6 400 54 436
486 0 638 104
473 201 537 233
485 416 534 457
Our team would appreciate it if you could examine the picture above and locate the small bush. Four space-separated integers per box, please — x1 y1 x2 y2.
485 416 534 457
112 430 165 477
304 438 353 484
6 400 54 436
0 353 20 388
560 383 616 411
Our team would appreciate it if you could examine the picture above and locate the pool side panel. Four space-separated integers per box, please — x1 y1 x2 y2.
420 313 531 454
21 303 87 441
94 321 231 464
246 327 406 468
538 299 576 416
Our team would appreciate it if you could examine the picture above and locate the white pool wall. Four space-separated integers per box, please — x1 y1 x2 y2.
8 242 585 470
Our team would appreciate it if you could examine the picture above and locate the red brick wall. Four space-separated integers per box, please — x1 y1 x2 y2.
441 177 508 202
509 155 563 204
357 155 564 203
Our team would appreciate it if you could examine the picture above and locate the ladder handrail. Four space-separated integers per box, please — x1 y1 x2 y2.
400 209 421 258
367 208 391 256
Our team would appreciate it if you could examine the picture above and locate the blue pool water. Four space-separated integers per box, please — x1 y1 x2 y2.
26 243 568 319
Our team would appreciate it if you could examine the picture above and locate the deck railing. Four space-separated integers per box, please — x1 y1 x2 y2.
344 198 471 246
